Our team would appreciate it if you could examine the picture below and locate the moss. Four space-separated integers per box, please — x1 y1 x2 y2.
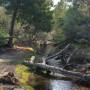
16 65 30 84
16 65 35 90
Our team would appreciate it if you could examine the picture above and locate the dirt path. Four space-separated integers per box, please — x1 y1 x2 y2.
0 48 29 74
0 49 25 63
0 48 30 90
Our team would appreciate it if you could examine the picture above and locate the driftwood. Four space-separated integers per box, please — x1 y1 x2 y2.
24 43 90 83
24 61 90 83
45 44 76 65
0 72 20 85
46 44 71 60
66 48 77 64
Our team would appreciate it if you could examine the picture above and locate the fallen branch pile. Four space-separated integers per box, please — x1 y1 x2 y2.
24 61 90 83
24 44 90 83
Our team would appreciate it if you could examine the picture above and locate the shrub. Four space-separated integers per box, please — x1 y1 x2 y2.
0 28 9 46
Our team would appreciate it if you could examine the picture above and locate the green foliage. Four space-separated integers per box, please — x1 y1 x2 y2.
1 0 53 32
0 28 9 46
60 7 90 43
19 0 53 32
52 0 69 43
52 0 90 45
52 29 66 43
16 65 34 90
0 7 9 46
16 65 30 84
0 7 10 29
0 0 53 47
53 0 67 21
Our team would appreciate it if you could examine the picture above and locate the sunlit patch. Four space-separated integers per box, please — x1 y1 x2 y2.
14 45 34 52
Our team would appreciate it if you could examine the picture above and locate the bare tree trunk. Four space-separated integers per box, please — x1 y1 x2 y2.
7 7 18 48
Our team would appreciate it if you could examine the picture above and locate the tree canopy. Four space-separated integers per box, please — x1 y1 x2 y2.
52 0 90 45
0 0 53 47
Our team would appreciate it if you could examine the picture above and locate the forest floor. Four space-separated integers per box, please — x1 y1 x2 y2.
0 46 34 90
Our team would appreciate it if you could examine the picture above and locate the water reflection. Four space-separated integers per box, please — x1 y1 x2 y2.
33 78 90 90
28 74 90 90
15 65 90 90
50 80 76 90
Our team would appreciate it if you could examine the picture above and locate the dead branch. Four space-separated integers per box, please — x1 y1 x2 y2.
24 61 90 82
46 44 71 60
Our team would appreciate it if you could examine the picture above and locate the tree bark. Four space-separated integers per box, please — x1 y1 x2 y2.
24 62 90 82
7 7 18 48
46 44 71 60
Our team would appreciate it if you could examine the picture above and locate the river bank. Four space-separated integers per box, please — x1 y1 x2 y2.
0 47 90 90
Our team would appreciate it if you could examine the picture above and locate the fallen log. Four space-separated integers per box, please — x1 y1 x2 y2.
23 61 90 82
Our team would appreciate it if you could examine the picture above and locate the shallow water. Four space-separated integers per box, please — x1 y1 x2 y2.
29 75 90 90
49 80 76 90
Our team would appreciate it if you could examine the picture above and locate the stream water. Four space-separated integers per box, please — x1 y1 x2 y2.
32 47 90 90
28 74 90 90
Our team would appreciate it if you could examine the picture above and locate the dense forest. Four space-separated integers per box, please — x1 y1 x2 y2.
0 0 90 90
0 0 90 48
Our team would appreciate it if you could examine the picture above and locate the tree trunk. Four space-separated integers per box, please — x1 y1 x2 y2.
7 7 18 48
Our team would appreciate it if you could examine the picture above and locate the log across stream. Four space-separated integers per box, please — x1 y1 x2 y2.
23 61 90 83
23 44 90 84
